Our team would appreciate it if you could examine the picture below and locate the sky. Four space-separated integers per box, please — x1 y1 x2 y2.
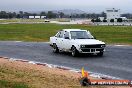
0 0 132 13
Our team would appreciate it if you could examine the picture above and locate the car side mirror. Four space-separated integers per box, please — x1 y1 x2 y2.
65 37 70 39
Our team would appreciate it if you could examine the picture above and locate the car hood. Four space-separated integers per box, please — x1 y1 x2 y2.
71 39 105 45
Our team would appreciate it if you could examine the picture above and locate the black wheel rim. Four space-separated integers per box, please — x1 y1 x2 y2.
53 45 57 52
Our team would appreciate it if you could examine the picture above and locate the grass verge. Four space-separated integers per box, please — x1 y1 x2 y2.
0 23 132 44
0 58 81 88
0 80 28 88
0 58 130 88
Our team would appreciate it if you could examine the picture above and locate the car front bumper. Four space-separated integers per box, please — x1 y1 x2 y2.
78 48 105 54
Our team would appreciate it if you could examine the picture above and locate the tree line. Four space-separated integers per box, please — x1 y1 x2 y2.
0 11 132 19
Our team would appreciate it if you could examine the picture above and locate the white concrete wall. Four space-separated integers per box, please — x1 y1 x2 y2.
41 16 46 19
29 16 34 19
35 16 40 19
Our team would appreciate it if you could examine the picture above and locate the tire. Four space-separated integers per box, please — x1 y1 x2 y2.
53 44 59 53
97 52 103 56
71 46 79 57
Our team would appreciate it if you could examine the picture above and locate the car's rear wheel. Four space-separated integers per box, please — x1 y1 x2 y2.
53 44 59 53
71 46 79 57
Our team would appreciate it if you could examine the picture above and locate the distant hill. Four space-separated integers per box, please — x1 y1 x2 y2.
20 9 86 15
52 9 86 15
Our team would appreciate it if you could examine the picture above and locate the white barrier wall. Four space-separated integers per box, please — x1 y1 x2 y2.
29 16 34 19
35 16 40 19
41 16 46 19
29 16 46 19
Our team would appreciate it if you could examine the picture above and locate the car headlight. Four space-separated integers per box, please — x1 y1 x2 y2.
81 45 85 48
101 44 105 48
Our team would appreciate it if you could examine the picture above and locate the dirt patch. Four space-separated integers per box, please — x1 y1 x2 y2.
0 58 131 88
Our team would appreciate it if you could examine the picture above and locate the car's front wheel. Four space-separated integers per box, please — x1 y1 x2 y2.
97 52 103 56
53 43 59 53
71 46 79 57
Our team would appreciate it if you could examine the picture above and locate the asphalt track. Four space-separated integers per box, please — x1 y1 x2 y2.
0 41 132 80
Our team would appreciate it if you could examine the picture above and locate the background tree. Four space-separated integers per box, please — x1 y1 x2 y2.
0 11 8 18
80 13 86 18
19 11 23 18
101 12 106 18
40 12 46 16
47 11 56 18
59 12 64 18
8 12 13 18
12 12 17 18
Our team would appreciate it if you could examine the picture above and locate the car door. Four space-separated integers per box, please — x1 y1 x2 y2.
62 31 71 51
56 31 64 49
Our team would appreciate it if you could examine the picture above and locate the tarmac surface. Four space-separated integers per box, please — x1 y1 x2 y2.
0 41 132 80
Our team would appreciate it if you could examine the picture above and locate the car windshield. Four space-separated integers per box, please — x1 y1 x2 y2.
70 31 94 39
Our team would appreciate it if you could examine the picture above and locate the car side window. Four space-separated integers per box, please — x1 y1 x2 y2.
56 32 60 38
60 31 64 38
56 31 64 38
64 31 69 39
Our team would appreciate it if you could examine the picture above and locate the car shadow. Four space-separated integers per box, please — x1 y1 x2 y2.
54 52 106 59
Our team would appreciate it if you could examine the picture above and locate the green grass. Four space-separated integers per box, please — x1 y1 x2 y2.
0 23 132 44
0 80 29 88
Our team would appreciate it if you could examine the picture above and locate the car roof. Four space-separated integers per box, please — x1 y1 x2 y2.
62 29 87 32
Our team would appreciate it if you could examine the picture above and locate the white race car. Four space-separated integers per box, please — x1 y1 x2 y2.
50 29 106 56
